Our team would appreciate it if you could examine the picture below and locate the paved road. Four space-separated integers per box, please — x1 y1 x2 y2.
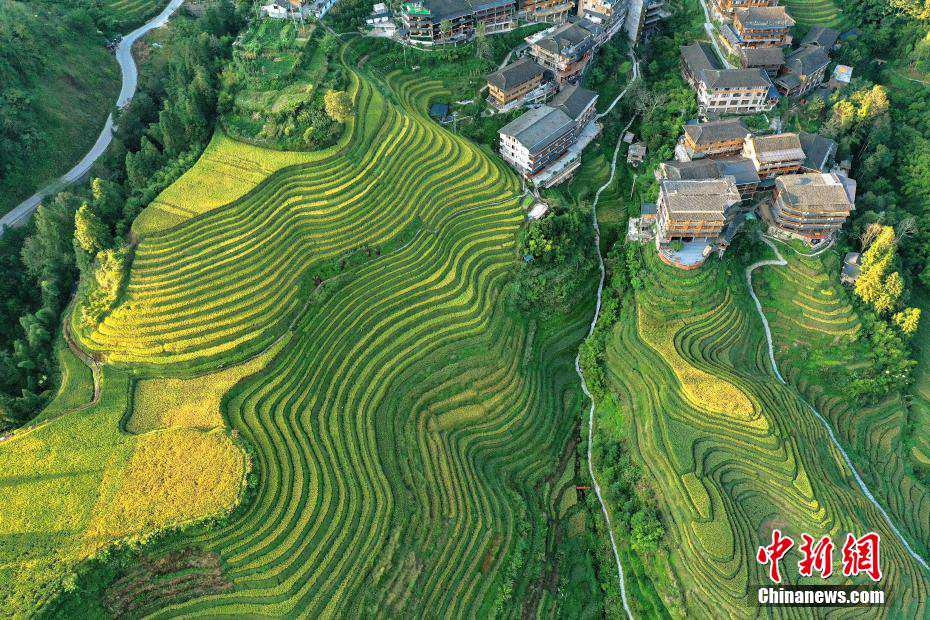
576 51 639 620
747 236 930 575
0 0 184 233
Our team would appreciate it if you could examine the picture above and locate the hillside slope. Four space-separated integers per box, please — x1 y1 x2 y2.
0 2 120 217
601 248 930 617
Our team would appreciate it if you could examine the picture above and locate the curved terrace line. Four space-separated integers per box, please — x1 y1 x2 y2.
747 235 930 574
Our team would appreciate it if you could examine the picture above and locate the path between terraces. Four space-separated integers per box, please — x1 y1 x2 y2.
576 50 640 620
747 236 930 574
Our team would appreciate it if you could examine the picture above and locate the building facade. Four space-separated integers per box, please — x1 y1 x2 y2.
655 178 741 244
742 132 805 178
731 7 795 48
486 57 549 109
681 118 749 159
518 0 575 23
775 45 830 98
527 21 595 84
696 68 777 115
769 172 855 241
401 0 517 45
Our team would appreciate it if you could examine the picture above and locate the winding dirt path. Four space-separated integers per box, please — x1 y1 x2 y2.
746 236 930 574
575 51 639 620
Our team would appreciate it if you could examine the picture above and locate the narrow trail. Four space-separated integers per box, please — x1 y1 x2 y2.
746 236 930 574
575 52 639 620
596 52 640 121
0 0 184 233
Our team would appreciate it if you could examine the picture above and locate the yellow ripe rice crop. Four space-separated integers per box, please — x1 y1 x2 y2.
637 304 754 418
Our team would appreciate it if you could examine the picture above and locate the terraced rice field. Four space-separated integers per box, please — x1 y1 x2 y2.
54 47 604 615
908 289 930 472
103 0 167 28
601 248 930 616
784 0 843 27
756 244 930 560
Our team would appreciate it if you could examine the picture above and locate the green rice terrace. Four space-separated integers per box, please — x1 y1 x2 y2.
1 42 605 616
755 242 930 558
103 0 168 28
784 0 844 27
599 247 930 617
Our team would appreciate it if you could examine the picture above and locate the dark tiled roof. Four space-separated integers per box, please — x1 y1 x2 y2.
404 0 513 22
660 179 741 217
499 105 574 151
681 42 722 75
659 157 759 186
776 173 854 210
738 45 784 67
487 57 546 91
683 118 748 146
735 6 795 29
784 45 830 76
534 22 593 56
702 68 771 89
801 26 839 49
550 84 598 121
748 132 804 160
798 131 836 171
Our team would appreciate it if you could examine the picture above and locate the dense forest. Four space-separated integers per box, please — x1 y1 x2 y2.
0 0 250 430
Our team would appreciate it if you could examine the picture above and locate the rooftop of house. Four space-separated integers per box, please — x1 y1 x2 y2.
734 6 796 29
801 26 839 49
784 45 830 76
844 251 861 265
832 64 853 83
776 172 856 210
550 83 598 120
701 68 772 90
499 104 574 151
532 22 593 56
798 131 837 171
641 202 658 217
681 42 723 75
683 118 749 146
775 71 802 90
746 132 805 162
659 157 760 186
660 178 741 218
487 57 547 91
738 45 784 67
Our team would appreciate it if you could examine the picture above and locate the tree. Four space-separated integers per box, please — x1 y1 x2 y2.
74 203 110 256
323 89 353 123
893 307 921 335
439 19 452 42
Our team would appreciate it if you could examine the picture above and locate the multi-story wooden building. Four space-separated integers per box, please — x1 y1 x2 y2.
681 118 749 159
655 178 742 244
769 172 855 242
711 0 777 18
517 0 575 23
625 0 669 43
577 0 627 30
729 6 794 48
486 57 549 109
401 0 516 45
742 132 805 179
680 42 722 87
498 85 598 181
656 157 760 201
527 21 595 84
775 45 830 98
696 68 777 115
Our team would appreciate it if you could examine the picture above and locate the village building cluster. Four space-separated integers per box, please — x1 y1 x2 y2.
630 116 855 269
623 0 861 269
260 0 338 20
